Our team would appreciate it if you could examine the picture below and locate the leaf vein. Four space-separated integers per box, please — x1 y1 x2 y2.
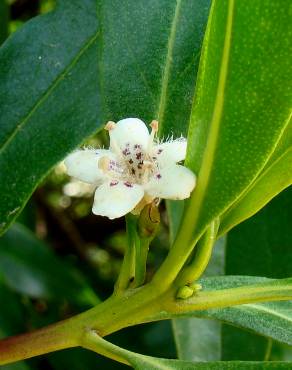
157 0 182 133
0 29 100 156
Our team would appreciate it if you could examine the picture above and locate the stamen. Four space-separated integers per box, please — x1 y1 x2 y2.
148 120 159 153
150 120 159 132
104 121 116 131
142 160 153 184
98 156 111 173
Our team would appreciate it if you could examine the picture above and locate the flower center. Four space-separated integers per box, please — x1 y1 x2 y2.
100 120 161 185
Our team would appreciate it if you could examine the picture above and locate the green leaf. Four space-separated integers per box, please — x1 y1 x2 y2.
172 276 292 346
0 223 99 306
128 360 292 370
224 187 292 287
183 0 292 242
99 0 210 136
0 0 101 235
221 188 292 360
222 326 271 361
219 122 292 236
83 331 292 369
172 317 221 362
198 300 292 347
128 358 292 369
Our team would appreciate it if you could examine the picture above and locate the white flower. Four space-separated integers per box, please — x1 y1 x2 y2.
64 118 196 219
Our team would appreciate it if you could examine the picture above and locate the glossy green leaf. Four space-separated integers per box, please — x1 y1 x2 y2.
183 0 292 243
0 0 101 235
219 122 292 236
0 223 99 306
225 187 292 286
99 0 210 136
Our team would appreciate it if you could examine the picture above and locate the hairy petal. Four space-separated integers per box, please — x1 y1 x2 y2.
92 181 144 219
109 118 150 153
64 149 111 184
153 138 187 167
144 164 196 200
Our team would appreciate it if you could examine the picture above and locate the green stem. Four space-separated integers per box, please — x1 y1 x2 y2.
162 278 292 316
81 329 130 366
151 227 203 290
114 214 138 294
1 278 292 365
152 0 235 289
0 317 79 365
131 238 149 287
131 203 160 288
176 218 219 286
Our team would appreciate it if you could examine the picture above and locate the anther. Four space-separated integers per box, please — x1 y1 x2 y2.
150 120 159 132
148 119 159 153
98 156 111 172
104 121 116 131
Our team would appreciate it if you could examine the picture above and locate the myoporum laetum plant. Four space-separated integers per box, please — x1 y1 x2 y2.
0 0 291 368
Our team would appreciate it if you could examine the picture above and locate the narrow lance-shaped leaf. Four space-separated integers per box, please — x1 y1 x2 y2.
98 0 210 136
219 120 292 236
182 0 292 244
0 0 101 235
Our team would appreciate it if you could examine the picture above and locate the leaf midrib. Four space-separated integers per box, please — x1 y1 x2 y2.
157 0 182 134
0 30 100 156
182 0 235 238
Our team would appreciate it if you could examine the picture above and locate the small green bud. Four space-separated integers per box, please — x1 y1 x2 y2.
176 283 202 299
176 285 194 299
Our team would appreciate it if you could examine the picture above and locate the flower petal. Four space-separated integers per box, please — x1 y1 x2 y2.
152 138 187 167
144 164 196 200
109 118 150 154
92 181 144 219
64 149 111 184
